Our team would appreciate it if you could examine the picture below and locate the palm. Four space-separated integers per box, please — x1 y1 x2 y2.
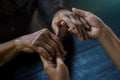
85 15 103 39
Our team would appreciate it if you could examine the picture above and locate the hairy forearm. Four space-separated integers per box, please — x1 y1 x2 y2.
98 25 120 69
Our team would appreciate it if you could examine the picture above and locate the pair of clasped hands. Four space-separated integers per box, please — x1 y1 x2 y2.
17 7 105 80
40 7 105 80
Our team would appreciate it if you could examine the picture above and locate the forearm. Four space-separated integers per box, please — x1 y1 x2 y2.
98 24 120 69
0 39 23 66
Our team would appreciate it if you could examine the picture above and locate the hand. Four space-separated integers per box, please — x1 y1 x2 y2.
71 8 106 40
40 55 70 80
52 9 81 39
15 28 67 60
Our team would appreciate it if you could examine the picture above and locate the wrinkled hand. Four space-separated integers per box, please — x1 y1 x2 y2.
15 28 66 60
72 8 105 40
52 9 81 38
40 55 70 80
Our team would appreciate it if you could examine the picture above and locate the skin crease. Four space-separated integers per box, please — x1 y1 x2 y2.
0 5 120 80
40 55 70 80
0 28 67 66
52 9 83 38
45 7 120 80
71 8 120 70
0 8 80 80
0 8 79 66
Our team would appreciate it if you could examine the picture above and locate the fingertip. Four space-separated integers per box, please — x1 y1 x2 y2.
72 7 76 11
57 56 63 62
72 7 79 13
61 21 67 28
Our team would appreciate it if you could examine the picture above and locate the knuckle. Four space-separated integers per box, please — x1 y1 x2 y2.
42 28 49 32
32 41 38 46
55 36 60 41
39 31 47 37
52 43 58 51
40 32 45 36
49 46 54 52
86 12 92 15
54 43 58 49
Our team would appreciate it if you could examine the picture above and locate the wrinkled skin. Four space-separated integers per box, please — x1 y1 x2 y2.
15 28 67 60
52 9 82 39
52 8 104 41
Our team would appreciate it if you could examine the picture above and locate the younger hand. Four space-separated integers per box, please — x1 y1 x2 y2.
40 55 70 80
72 8 106 40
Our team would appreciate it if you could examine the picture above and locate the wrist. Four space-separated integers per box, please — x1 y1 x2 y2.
14 38 26 52
98 24 109 41
98 24 115 44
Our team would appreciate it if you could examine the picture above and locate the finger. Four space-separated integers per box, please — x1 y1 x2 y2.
52 21 61 36
69 13 81 25
80 17 91 30
40 56 56 72
34 33 56 58
76 23 84 41
49 32 67 57
62 16 81 37
60 15 77 33
47 38 61 57
60 21 68 30
35 39 56 59
72 7 88 18
40 55 48 65
36 47 53 61
56 20 61 26
80 25 89 40
56 56 64 65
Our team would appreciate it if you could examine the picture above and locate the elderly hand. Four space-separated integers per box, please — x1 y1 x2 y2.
15 28 67 60
52 9 81 39
40 55 70 80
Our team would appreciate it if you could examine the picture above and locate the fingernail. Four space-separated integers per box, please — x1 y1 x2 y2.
72 7 76 10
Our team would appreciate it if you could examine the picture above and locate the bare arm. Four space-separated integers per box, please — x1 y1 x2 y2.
53 7 120 70
0 28 66 67
71 8 120 69
98 25 120 69
0 40 24 66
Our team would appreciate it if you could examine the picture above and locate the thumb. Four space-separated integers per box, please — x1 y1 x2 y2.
52 21 61 37
72 7 88 18
56 56 64 66
40 55 48 66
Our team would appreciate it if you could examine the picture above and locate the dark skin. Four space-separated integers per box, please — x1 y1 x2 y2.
44 7 120 80
0 28 66 66
40 54 70 80
0 9 78 66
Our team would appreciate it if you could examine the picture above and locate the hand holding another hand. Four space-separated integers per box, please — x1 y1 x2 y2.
40 55 70 80
15 28 66 61
52 8 107 41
